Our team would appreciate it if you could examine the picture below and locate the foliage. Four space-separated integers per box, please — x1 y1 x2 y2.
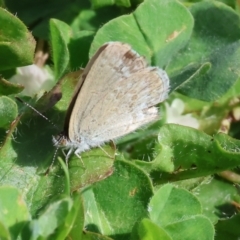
0 0 240 239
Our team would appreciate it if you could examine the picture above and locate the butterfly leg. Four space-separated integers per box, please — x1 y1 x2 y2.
74 150 86 168
65 148 74 167
61 149 67 158
98 145 114 159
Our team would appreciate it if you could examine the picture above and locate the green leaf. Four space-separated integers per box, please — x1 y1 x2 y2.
82 231 114 240
68 30 95 70
91 0 132 8
149 184 214 240
91 0 115 8
49 20 95 78
90 0 193 67
149 184 202 226
67 192 85 239
0 186 30 239
0 7 35 71
215 214 240 240
50 19 71 79
44 192 85 240
115 0 131 8
167 1 240 101
0 96 18 128
138 124 240 182
192 178 240 223
0 77 24 96
0 221 11 240
5 1 123 40
28 198 72 239
82 160 153 237
69 145 115 191
165 215 214 240
137 218 171 240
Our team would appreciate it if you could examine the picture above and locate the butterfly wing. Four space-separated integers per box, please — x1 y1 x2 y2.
68 42 169 146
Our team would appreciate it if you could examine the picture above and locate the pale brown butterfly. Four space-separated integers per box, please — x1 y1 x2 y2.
53 41 170 163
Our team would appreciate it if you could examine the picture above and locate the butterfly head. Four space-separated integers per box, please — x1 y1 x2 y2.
52 133 69 148
52 133 85 151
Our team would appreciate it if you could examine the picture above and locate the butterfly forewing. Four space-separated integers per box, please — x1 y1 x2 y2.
68 43 145 139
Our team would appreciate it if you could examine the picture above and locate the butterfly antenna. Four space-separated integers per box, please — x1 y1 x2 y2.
16 97 58 129
44 144 60 175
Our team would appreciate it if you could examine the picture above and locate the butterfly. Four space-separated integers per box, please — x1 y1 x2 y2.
53 42 170 162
